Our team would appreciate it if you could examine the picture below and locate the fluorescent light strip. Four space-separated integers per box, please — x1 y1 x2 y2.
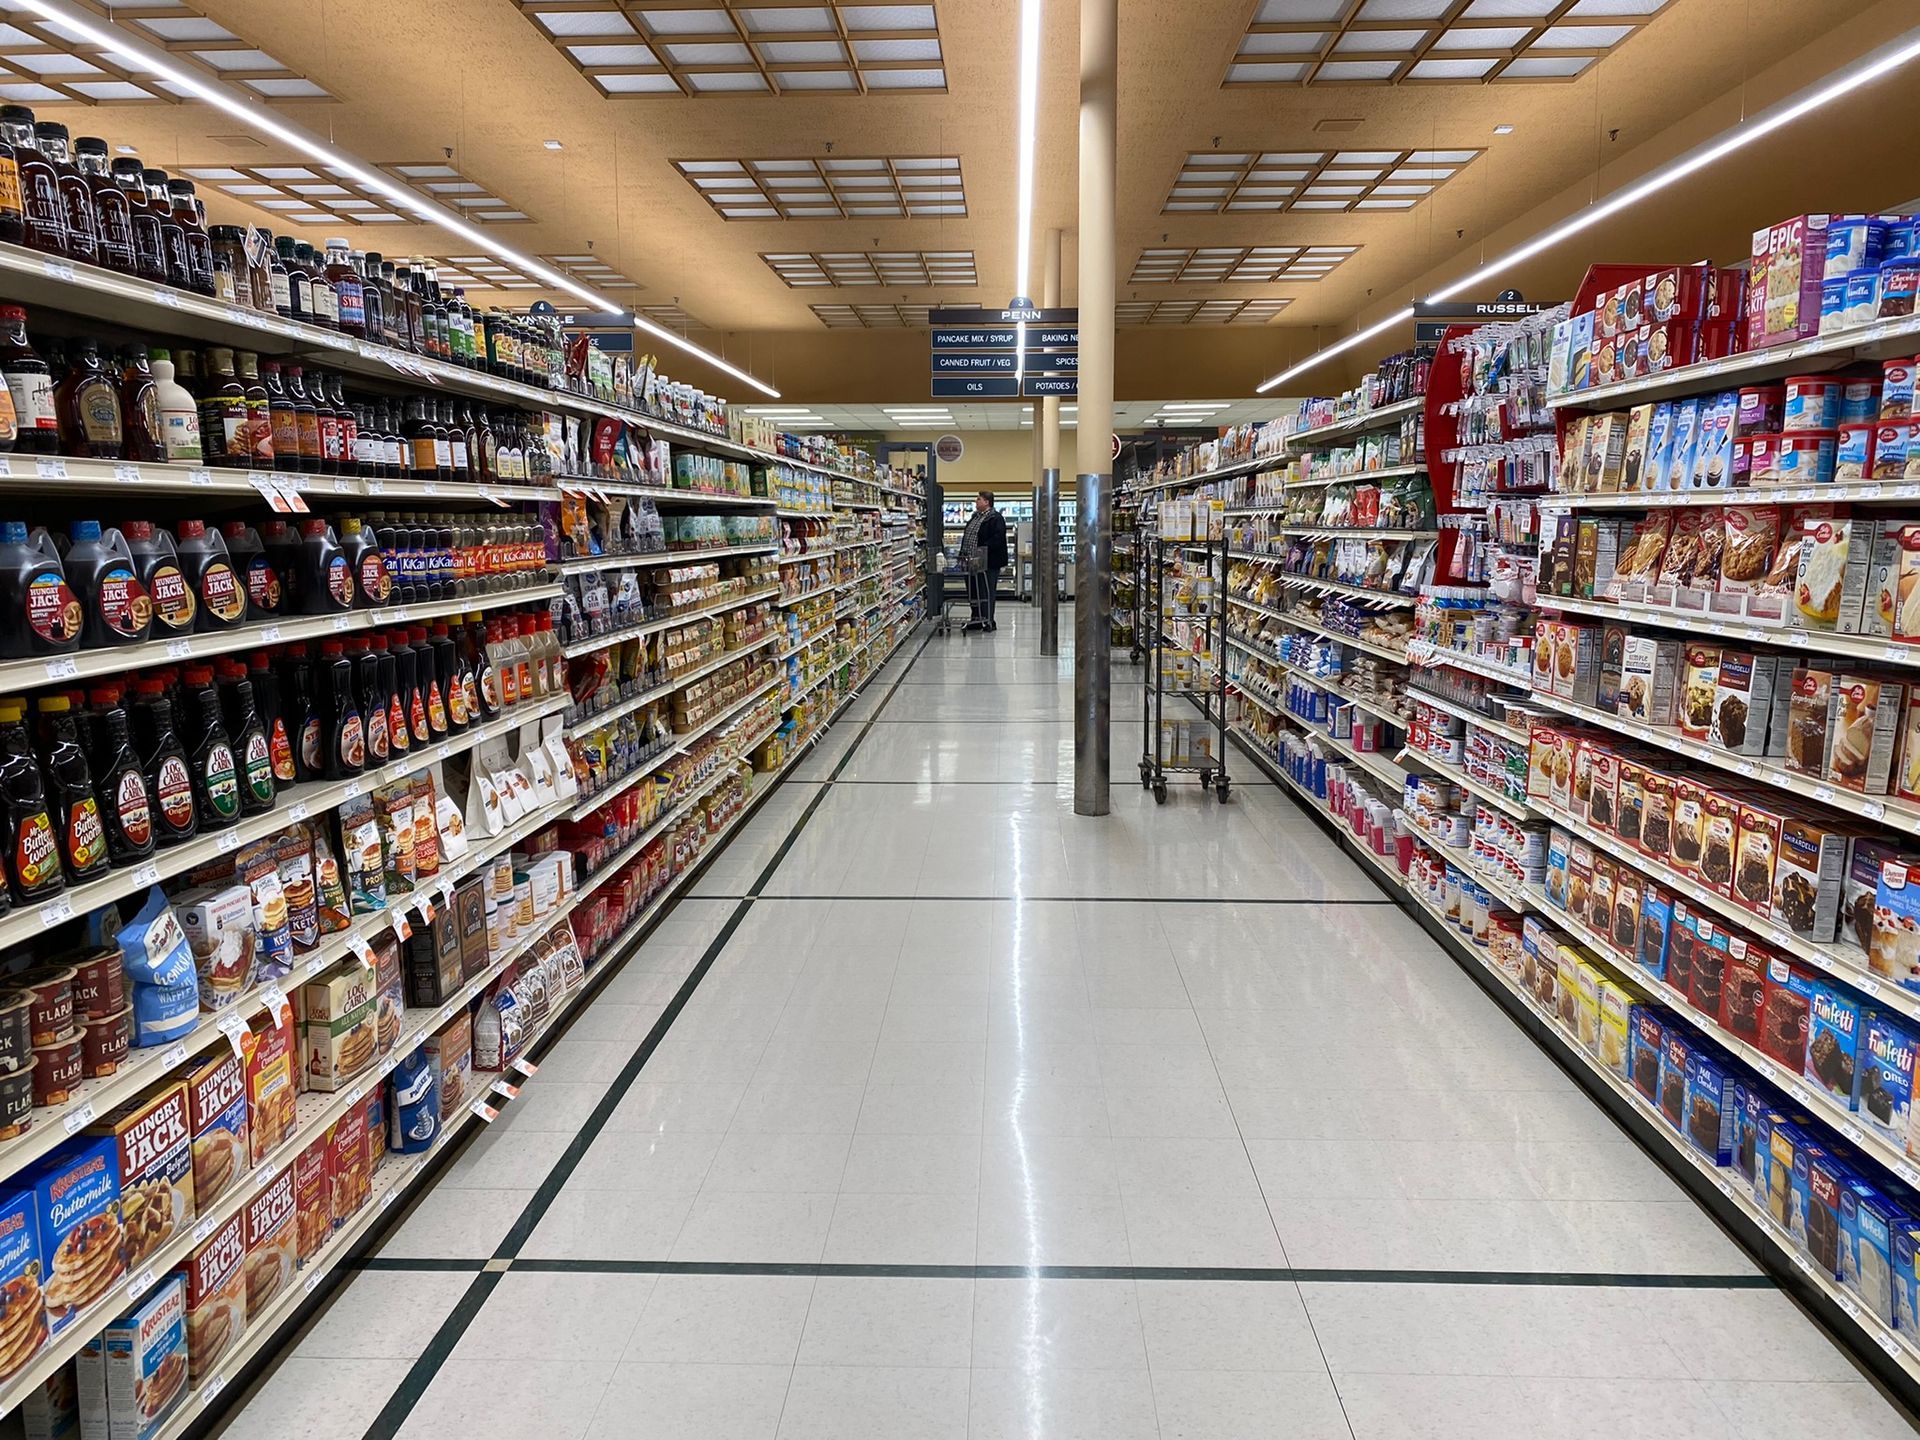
1014 0 1041 300
1256 26 1920 394
12 0 782 400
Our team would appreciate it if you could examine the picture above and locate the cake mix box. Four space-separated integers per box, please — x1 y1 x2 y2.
1771 816 1852 942
1807 981 1865 1104
1629 1004 1668 1104
1761 957 1817 1071
1658 1028 1692 1130
1733 801 1783 920
1638 885 1675 982
1844 837 1905 960
1806 1147 1851 1277
1684 1044 1739 1164
1722 938 1768 1049
1842 1182 1906 1326
1860 1013 1918 1148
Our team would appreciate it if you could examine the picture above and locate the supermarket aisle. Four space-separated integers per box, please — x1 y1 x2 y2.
223 606 1912 1440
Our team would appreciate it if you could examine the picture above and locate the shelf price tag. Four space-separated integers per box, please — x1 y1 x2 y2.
217 1012 250 1057
250 473 293 512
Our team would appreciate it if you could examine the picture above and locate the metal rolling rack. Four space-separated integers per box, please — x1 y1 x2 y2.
1139 529 1229 803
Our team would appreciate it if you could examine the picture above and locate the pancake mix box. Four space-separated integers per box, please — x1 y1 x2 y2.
101 1273 187 1440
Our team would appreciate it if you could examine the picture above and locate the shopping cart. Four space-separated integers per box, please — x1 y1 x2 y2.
933 551 974 635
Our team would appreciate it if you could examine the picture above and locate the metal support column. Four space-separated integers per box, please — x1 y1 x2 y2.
1039 227 1063 657
1073 0 1115 816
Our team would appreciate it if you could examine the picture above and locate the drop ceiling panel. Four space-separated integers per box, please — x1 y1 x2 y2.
0 0 326 104
763 249 977 286
1226 0 1673 84
1164 149 1479 213
513 0 945 96
1129 247 1360 283
183 160 528 226
675 156 965 219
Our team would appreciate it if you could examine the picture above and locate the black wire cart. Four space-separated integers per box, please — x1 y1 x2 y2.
1139 530 1230 804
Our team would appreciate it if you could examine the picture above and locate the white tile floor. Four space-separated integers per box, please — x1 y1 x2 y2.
214 607 1915 1440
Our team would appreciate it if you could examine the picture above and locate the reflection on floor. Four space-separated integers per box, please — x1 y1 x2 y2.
217 606 1913 1440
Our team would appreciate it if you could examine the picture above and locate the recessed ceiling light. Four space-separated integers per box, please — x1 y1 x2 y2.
1493 124 1515 135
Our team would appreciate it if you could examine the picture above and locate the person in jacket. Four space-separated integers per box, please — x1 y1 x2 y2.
959 490 1008 632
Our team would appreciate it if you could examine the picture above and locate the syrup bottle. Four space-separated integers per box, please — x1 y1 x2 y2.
66 520 149 646
86 687 153 862
34 694 108 880
0 695 63 903
0 521 79 658
34 123 95 268
216 658 274 816
111 158 165 283
143 169 192 291
184 669 240 828
175 518 247 630
122 519 195 636
317 639 363 779
0 108 62 256
249 651 296 792
133 678 196 848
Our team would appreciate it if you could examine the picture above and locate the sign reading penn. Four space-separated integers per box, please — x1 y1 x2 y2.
929 302 1078 400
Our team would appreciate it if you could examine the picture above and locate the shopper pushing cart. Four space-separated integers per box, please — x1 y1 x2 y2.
958 490 1007 633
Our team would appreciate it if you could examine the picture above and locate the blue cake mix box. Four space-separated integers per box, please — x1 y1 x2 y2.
1733 1080 1766 1183
1860 1013 1919 1146
1638 887 1674 981
1683 1046 1739 1164
1658 1028 1692 1130
1807 980 1864 1105
1755 1111 1802 1231
1629 1004 1668 1104
1842 1182 1907 1326
1807 1147 1854 1278
1895 1224 1920 1333
0 1185 46 1380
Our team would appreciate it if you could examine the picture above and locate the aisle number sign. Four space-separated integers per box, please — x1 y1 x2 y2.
930 306 1078 399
